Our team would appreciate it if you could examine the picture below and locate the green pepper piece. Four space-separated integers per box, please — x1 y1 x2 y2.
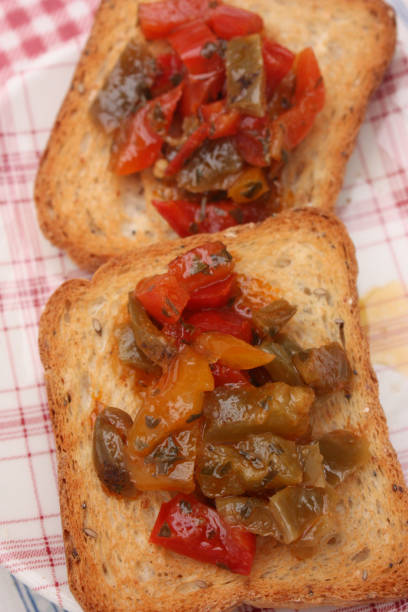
318 430 370 486
93 407 138 497
268 485 327 544
115 324 161 373
226 34 266 117
91 40 157 133
197 433 303 498
261 337 303 386
252 299 297 338
293 342 352 395
298 441 326 487
203 382 314 442
128 292 176 366
216 496 280 538
177 138 243 193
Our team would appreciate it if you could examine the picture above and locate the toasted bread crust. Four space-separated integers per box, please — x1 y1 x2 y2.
39 209 408 611
34 0 396 272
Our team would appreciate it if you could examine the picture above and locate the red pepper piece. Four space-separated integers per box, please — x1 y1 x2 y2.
153 199 251 237
135 272 189 325
168 241 234 293
111 86 183 174
152 53 185 96
201 99 240 139
165 123 210 176
272 48 325 150
235 115 270 167
199 201 243 232
181 71 225 116
169 20 224 76
262 39 295 97
210 361 250 386
207 5 263 40
186 309 252 343
138 0 212 40
186 274 235 310
162 320 196 347
150 493 256 575
294 47 325 107
152 199 198 238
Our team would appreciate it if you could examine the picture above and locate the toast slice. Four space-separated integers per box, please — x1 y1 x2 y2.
39 209 408 611
34 0 396 271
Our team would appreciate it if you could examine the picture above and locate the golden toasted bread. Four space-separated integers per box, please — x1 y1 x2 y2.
34 0 396 271
39 209 408 611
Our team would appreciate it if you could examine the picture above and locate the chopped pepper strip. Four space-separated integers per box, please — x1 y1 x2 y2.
210 361 249 387
207 5 263 40
169 20 224 76
169 241 233 292
111 85 183 174
151 52 185 96
186 309 252 343
227 167 269 203
201 99 241 139
135 272 189 325
138 0 212 40
226 34 266 118
272 47 325 150
262 40 295 97
181 71 224 116
193 331 274 369
165 122 210 176
150 493 256 575
186 274 235 310
128 346 214 455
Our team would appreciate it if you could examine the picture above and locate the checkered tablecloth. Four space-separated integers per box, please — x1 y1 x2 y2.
1 1 408 611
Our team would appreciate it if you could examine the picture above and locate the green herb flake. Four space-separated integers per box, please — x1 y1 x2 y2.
145 415 161 429
165 297 179 316
186 412 203 423
158 522 172 538
240 502 252 519
179 500 192 514
242 181 262 200
201 41 218 59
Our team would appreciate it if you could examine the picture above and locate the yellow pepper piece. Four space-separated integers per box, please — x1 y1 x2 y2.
193 332 274 370
227 167 270 203
128 346 214 455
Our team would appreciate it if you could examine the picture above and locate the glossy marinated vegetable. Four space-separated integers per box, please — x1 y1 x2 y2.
128 292 176 365
293 342 352 395
216 496 280 537
193 332 274 369
129 426 199 493
261 339 303 386
91 41 156 132
318 430 370 485
203 382 314 442
227 167 269 203
168 241 233 292
252 299 297 338
150 493 256 575
226 34 266 117
135 271 189 326
93 407 137 497
269 485 327 544
111 85 183 174
115 324 160 372
128 346 214 454
177 138 243 193
197 433 303 497
298 441 326 487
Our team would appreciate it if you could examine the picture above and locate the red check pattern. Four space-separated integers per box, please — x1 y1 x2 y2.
1 0 408 611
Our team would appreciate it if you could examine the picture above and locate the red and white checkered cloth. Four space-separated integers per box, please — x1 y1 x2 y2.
1 1 408 611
